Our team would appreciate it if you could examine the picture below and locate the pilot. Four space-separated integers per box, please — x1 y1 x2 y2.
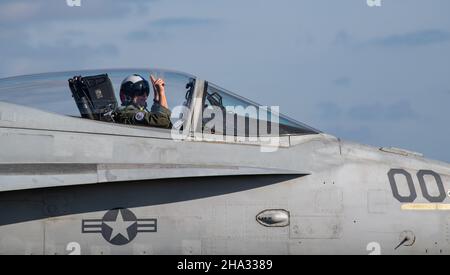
114 74 172 128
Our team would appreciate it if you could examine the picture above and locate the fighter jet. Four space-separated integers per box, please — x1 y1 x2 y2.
0 68 449 255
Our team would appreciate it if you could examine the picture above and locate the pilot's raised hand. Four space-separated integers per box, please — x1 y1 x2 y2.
150 74 169 109
150 75 165 94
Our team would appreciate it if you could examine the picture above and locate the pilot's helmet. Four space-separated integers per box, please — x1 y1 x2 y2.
119 74 150 105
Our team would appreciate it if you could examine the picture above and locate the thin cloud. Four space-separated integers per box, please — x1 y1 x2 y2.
317 102 343 120
0 31 119 77
332 77 351 87
0 2 40 23
150 17 220 29
334 31 351 46
348 101 418 121
371 29 450 47
126 17 222 42
126 31 157 42
0 0 155 25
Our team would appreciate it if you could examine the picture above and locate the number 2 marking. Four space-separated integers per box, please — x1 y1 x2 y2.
66 242 81 255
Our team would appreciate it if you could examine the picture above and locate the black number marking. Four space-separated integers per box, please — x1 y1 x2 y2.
417 170 446 203
389 169 447 203
388 169 417 203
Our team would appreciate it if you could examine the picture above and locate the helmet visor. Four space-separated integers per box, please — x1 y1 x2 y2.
133 81 150 96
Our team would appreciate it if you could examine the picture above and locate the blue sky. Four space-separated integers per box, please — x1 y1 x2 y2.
1 0 449 162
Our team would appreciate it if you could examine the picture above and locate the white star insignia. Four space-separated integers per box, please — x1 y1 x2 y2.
104 210 136 241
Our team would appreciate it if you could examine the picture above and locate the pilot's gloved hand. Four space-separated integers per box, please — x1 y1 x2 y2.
150 75 169 110
150 75 165 95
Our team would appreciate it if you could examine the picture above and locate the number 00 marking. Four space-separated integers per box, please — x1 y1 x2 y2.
389 169 446 203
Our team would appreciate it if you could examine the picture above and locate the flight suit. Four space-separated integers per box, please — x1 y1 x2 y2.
114 103 172 129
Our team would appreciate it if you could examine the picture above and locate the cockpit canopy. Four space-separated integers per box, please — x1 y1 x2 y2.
0 69 319 136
